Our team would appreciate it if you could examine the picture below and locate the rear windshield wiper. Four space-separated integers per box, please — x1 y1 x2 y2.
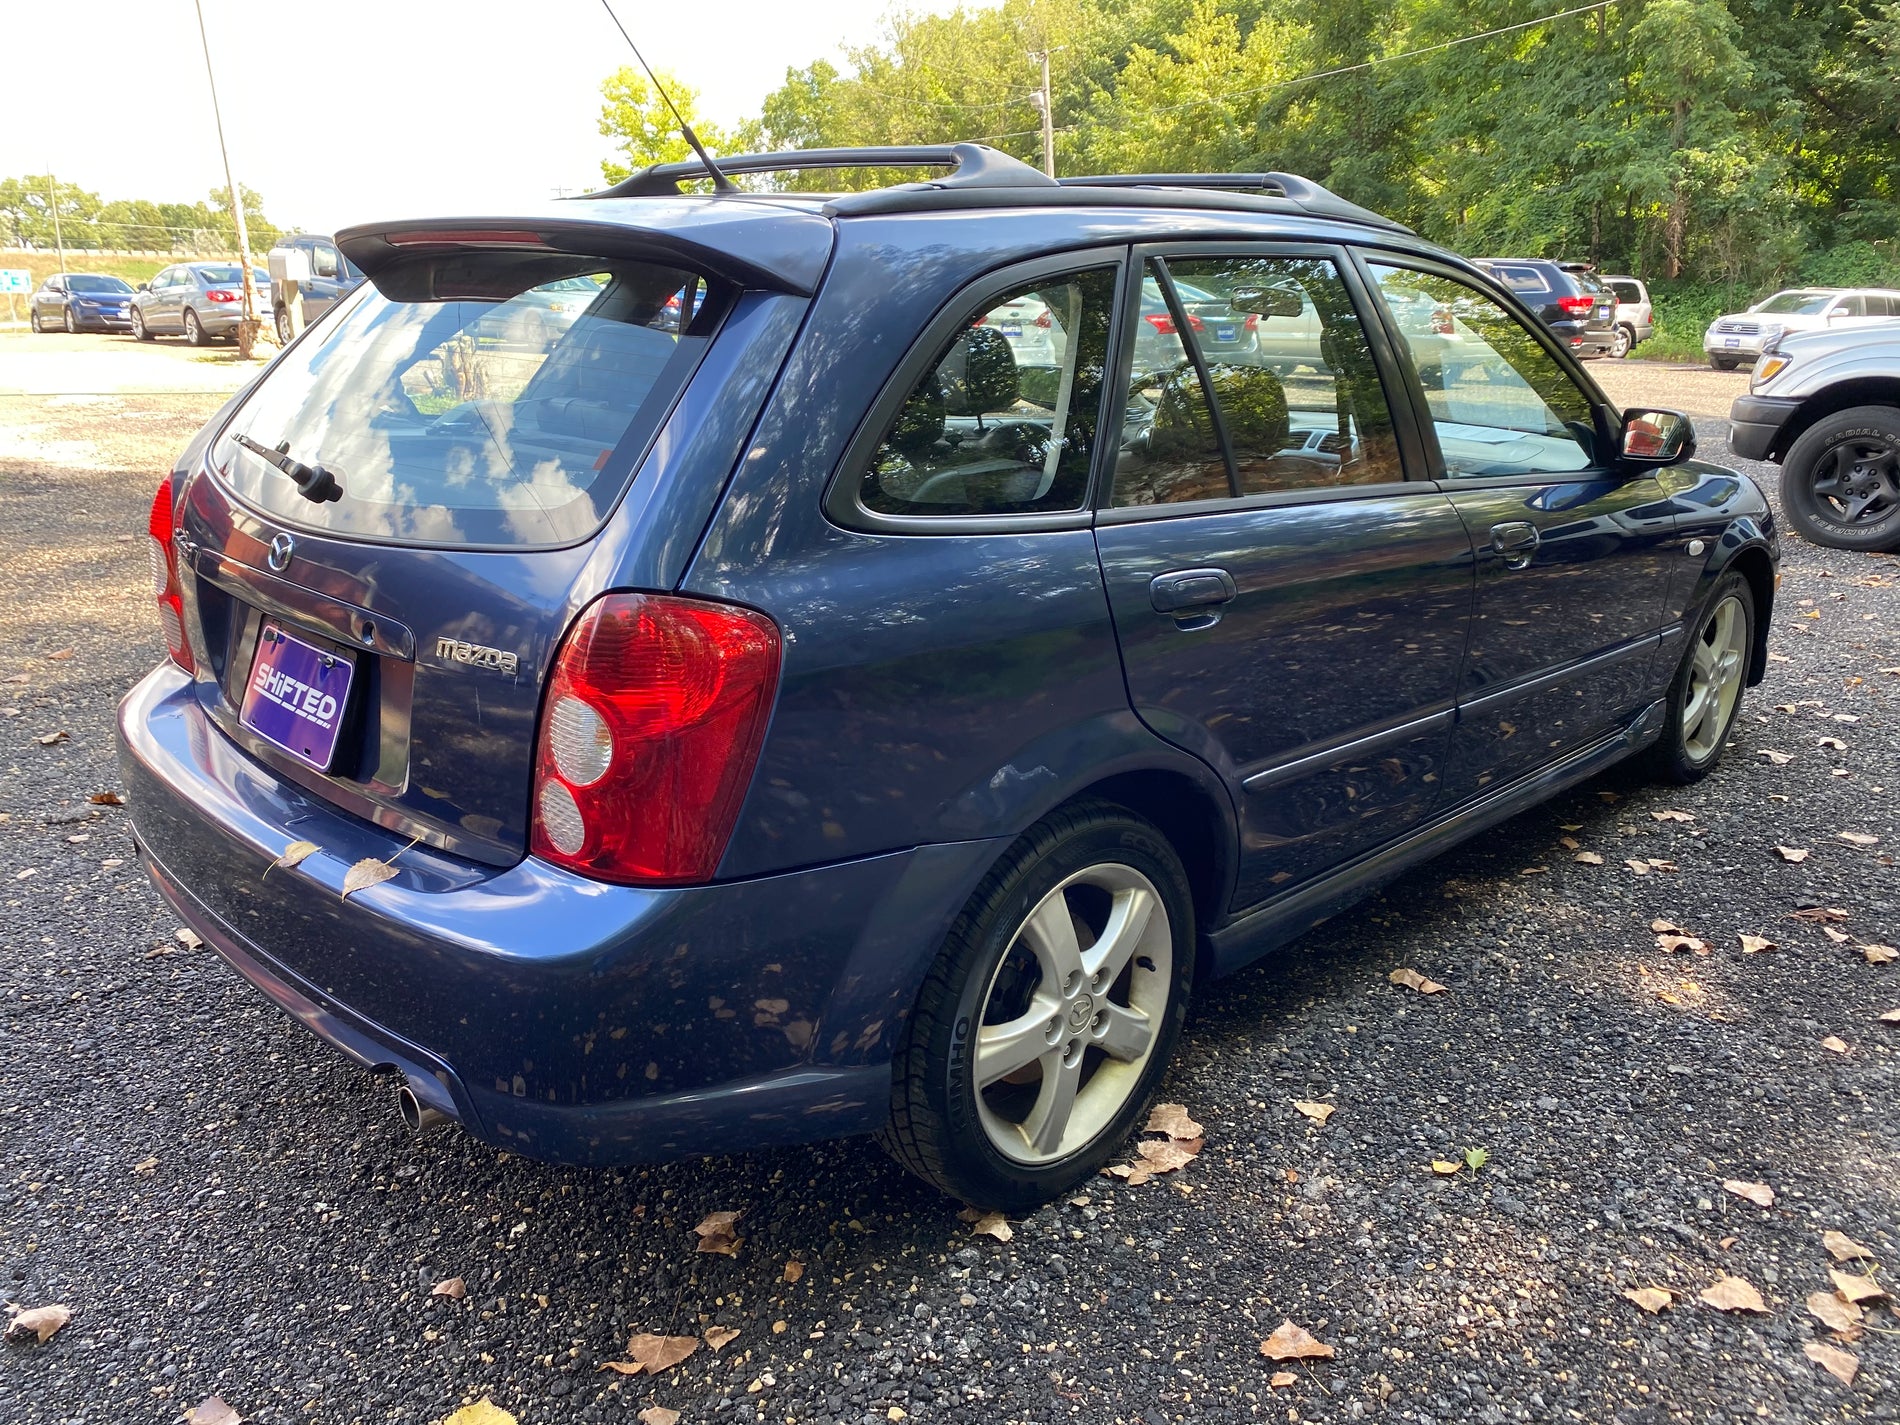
232 433 344 504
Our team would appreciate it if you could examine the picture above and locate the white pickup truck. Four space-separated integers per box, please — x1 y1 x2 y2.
1730 323 1900 551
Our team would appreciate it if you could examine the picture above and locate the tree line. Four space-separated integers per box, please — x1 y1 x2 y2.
0 175 281 256
599 0 1900 295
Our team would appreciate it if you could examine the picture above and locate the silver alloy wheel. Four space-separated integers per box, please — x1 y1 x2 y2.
973 863 1172 1165
1682 594 1747 762
64 305 77 333
184 310 202 345
131 308 144 339
1610 325 1631 359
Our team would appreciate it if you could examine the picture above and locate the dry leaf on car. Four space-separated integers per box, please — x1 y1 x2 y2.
1737 934 1777 954
1574 851 1604 865
1830 1270 1888 1304
267 840 320 876
186 1399 243 1425
626 1333 700 1373
1292 1100 1336 1125
1722 1179 1774 1207
1652 809 1695 822
1807 1291 1865 1332
1804 1341 1860 1386
1759 749 1794 765
1862 944 1898 965
1388 968 1446 994
1697 1276 1767 1312
1838 831 1879 847
1259 1320 1335 1361
1773 846 1809 863
1821 1036 1851 1054
437 1400 519 1425
430 1277 466 1300
969 1211 1014 1240
341 857 399 900
704 1325 740 1350
4 1303 71 1342
1824 1230 1876 1263
1145 1102 1204 1140
1622 1286 1674 1314
694 1210 744 1255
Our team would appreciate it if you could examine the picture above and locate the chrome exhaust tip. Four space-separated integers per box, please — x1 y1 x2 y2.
397 1084 449 1135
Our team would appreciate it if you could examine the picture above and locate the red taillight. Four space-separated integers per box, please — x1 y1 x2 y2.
1242 313 1259 332
530 594 781 886
1143 312 1205 337
1034 309 1052 328
205 289 237 303
1556 294 1596 316
146 476 194 673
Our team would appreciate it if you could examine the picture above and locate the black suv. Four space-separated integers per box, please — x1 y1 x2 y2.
1476 258 1617 359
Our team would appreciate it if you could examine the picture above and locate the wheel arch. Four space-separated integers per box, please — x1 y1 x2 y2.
1718 542 1776 686
1772 380 1900 462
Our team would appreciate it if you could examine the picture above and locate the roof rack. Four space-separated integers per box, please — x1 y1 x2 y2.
582 143 1055 199
1054 172 1402 231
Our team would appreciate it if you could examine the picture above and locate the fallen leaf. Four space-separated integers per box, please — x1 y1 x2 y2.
1830 1270 1888 1304
639 1409 681 1425
1807 1291 1865 1332
1821 1036 1851 1054
1790 906 1849 923
1824 1230 1876 1262
1722 1179 1775 1207
1259 1320 1335 1361
1574 851 1604 865
626 1333 699 1373
782 1260 804 1284
132 1155 158 1175
1882 1008 1900 1023
1774 846 1809 863
1838 831 1880 847
1134 1137 1201 1173
694 1210 744 1256
4 1303 71 1342
186 1399 242 1425
1804 1341 1860 1386
1430 1159 1462 1176
1737 934 1777 954
1652 918 1685 933
704 1325 740 1350
267 839 320 876
438 1400 519 1425
970 1211 1013 1241
1622 1286 1674 1314
1559 835 1581 850
1389 968 1446 994
1656 933 1710 955
1145 1102 1204 1140
45 648 73 661
1824 927 1853 944
175 927 203 949
1652 809 1695 822
341 857 399 899
1862 944 1898 965
1819 737 1848 750
1625 858 1651 876
88 791 124 806
1269 1370 1298 1388
34 730 69 746
430 1277 466 1300
1698 1276 1767 1312
1103 1163 1152 1186
1292 1100 1336 1125
1463 1146 1489 1172
1759 749 1794 765
597 1362 643 1376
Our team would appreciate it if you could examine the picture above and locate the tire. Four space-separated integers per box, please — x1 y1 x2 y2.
274 305 292 346
880 800 1196 1210
1709 356 1739 371
131 307 153 342
1645 571 1755 784
1610 325 1633 359
63 305 78 334
1778 405 1900 552
184 308 208 347
29 308 43 334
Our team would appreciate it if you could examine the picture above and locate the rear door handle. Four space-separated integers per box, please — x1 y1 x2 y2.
1489 521 1540 569
1149 567 1238 615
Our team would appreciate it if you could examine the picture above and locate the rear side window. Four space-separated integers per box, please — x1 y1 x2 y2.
212 256 718 546
1488 265 1550 294
859 267 1116 517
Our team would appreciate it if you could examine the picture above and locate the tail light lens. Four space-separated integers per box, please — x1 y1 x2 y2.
206 289 238 303
1242 313 1259 332
146 476 194 673
1034 309 1052 328
1143 312 1206 337
531 594 781 886
1556 294 1596 316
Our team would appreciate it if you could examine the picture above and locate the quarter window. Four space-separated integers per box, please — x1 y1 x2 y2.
859 267 1115 517
1367 264 1598 479
1110 255 1402 507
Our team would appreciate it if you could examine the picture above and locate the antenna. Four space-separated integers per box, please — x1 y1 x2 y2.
596 0 737 194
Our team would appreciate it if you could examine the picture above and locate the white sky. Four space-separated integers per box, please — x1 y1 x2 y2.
0 0 939 237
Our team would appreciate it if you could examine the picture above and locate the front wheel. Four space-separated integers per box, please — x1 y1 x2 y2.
1646 572 1755 784
131 307 152 342
63 305 78 334
1779 406 1900 552
1610 325 1633 359
29 308 44 334
880 801 1195 1210
1709 355 1740 371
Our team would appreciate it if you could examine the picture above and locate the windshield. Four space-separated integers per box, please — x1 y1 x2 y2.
1754 290 1833 316
68 275 133 294
210 258 720 547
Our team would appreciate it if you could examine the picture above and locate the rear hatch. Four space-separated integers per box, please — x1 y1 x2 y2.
169 217 810 865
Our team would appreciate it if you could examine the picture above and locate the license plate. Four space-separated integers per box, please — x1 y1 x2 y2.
1000 324 1023 337
1723 337 1740 348
240 621 354 771
1216 325 1237 342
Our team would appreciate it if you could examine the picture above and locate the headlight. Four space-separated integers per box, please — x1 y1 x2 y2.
1751 352 1792 390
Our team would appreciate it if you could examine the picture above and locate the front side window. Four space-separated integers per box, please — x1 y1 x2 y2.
1833 295 1865 317
212 257 719 546
1367 263 1598 479
1111 255 1402 507
859 267 1115 517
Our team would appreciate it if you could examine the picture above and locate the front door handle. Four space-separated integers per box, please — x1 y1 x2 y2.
1489 521 1540 570
1149 567 1238 621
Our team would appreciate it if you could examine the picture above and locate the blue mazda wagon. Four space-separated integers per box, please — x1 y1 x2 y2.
119 145 1777 1209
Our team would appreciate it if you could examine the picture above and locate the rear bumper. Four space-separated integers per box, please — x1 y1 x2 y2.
1549 317 1615 356
1728 394 1800 462
118 662 1005 1165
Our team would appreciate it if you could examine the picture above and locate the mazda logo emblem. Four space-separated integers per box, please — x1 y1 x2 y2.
266 533 295 572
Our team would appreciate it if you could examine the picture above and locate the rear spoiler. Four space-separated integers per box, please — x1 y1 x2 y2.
336 205 835 299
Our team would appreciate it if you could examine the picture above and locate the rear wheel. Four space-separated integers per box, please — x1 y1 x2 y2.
1646 572 1754 784
274 305 292 345
1779 406 1900 552
1610 325 1633 359
184 309 208 347
880 801 1194 1210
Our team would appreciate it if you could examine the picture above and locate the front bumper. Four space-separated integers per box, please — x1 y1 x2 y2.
72 305 133 329
1705 336 1767 360
1728 393 1801 462
118 662 1005 1165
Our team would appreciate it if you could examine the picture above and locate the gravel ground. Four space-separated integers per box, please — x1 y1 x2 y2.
1 364 1895 1425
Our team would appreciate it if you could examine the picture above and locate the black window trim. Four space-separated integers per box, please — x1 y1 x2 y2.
1346 246 1623 487
823 246 1132 537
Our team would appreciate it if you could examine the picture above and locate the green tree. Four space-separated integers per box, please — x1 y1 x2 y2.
598 68 732 184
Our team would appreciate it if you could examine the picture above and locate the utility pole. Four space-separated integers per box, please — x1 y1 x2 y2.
47 173 66 275
1034 50 1055 178
193 0 261 357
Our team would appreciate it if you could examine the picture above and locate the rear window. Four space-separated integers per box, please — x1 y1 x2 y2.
1487 265 1551 294
1608 281 1641 303
211 256 718 547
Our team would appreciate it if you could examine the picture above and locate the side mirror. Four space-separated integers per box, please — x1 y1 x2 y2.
1618 407 1695 467
1229 284 1303 319
137 282 149 292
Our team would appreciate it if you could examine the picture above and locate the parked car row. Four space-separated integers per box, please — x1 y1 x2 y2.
1704 286 1900 369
